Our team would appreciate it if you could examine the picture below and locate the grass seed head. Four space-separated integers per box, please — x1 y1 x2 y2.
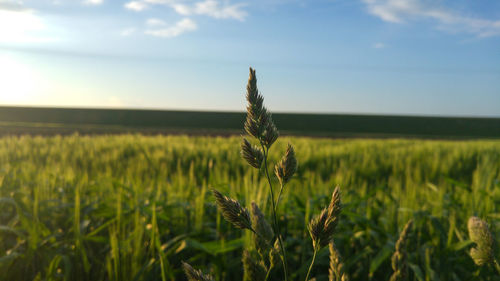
241 138 264 169
467 216 495 266
309 187 342 249
251 202 274 257
182 262 214 281
329 242 349 281
244 67 278 147
242 250 267 281
328 186 342 219
212 189 252 230
262 120 279 147
389 220 413 281
275 144 298 185
309 209 330 249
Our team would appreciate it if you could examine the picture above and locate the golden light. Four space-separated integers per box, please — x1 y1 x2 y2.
0 54 41 105
0 10 47 43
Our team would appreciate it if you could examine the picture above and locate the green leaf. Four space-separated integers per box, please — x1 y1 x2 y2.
369 242 394 277
408 263 425 281
449 240 473 251
175 238 244 256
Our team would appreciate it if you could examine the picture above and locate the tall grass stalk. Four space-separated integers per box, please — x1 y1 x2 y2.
261 144 289 280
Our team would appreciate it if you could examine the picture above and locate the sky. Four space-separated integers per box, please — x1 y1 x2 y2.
0 0 499 117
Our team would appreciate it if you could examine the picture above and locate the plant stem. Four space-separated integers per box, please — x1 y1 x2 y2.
261 144 288 281
264 266 273 281
275 183 285 214
305 246 318 281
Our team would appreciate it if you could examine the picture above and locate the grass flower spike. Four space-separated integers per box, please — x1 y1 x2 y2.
329 242 349 281
275 144 298 186
251 202 274 257
182 262 215 281
244 67 278 147
309 186 342 249
467 216 495 267
241 138 264 169
212 189 252 230
389 220 413 281
306 186 343 281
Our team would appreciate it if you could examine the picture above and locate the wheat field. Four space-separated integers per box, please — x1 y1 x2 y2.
0 135 498 280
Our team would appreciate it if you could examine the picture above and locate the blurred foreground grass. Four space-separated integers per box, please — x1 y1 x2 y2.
0 135 498 280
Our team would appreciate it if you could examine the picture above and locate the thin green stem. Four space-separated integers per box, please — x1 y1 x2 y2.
264 265 273 281
275 183 285 214
305 246 318 281
261 144 288 281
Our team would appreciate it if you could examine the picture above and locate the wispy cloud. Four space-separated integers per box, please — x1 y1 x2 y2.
145 18 197 38
120 27 136 36
372 42 385 48
0 0 25 11
0 1 56 44
146 18 167 26
172 0 247 21
125 0 247 21
125 1 148 11
83 0 104 6
362 0 500 37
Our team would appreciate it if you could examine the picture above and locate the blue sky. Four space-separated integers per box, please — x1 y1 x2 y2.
0 0 499 116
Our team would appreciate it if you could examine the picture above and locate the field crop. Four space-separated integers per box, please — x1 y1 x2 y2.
2 106 500 138
0 135 499 280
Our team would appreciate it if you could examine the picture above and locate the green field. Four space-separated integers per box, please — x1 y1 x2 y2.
1 106 500 138
0 135 498 280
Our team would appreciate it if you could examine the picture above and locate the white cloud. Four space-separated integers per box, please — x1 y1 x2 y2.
125 1 148 11
0 9 55 43
146 18 167 26
145 18 197 37
195 0 246 20
83 0 104 5
120 27 136 36
0 0 25 11
362 0 500 37
373 42 385 48
172 3 191 15
125 0 247 21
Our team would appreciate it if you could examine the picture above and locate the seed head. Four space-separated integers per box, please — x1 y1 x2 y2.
275 144 298 185
212 189 252 230
329 242 349 281
262 120 279 148
244 68 279 146
309 187 342 249
328 186 342 219
251 202 274 257
182 262 214 281
241 138 264 169
246 68 262 111
242 250 267 281
389 220 413 281
467 216 495 266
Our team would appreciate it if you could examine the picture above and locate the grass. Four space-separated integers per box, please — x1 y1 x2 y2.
0 134 498 280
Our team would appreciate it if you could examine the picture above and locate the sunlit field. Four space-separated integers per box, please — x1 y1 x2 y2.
0 135 498 280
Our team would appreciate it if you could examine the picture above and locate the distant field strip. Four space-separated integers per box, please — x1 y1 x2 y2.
1 106 499 138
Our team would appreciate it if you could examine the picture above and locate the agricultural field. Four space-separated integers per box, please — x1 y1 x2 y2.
2 106 500 138
0 134 498 280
